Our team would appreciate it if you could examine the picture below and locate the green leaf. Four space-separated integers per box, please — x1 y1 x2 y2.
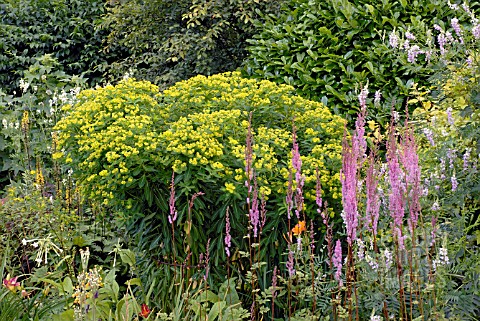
218 278 240 305
51 309 74 321
296 52 305 62
119 249 136 267
365 61 375 75
62 277 73 295
126 278 142 287
198 290 220 303
207 301 226 321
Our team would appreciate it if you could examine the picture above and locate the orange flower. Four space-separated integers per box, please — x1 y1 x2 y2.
139 303 151 318
291 221 306 236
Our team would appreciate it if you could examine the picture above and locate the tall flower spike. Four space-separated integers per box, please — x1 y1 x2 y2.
387 123 405 249
341 128 359 245
204 239 211 280
168 171 178 224
260 195 267 230
315 167 327 224
291 124 304 220
286 244 296 277
333 240 343 286
401 123 421 234
365 152 380 236
354 94 367 164
225 208 231 257
249 176 260 238
286 168 293 220
341 99 367 245
245 112 254 191
271 266 278 300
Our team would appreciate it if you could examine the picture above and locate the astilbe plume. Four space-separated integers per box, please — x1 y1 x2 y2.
333 240 343 286
245 113 254 187
365 153 380 236
400 124 421 233
341 136 359 245
341 100 366 245
316 167 327 225
260 195 267 231
286 244 296 277
225 208 231 257
286 169 293 220
354 88 368 161
271 266 278 300
249 177 260 238
244 113 260 237
204 239 211 280
168 172 178 224
291 125 304 220
387 125 405 249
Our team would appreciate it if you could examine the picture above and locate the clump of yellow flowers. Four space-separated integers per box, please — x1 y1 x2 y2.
54 72 345 215
54 79 163 209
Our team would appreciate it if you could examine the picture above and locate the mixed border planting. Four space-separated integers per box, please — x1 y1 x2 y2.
1 0 479 320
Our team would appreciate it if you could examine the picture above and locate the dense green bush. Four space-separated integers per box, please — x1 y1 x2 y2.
54 72 345 268
244 0 458 124
0 0 114 93
101 0 285 88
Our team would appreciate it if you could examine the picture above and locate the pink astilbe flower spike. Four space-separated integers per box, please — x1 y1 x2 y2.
260 195 267 231
340 95 368 245
333 240 343 286
355 88 368 163
286 244 296 277
341 137 359 245
315 167 328 225
365 153 380 236
286 168 293 220
291 124 304 220
204 239 211 280
271 266 278 300
401 124 421 234
168 171 178 224
245 113 254 188
225 208 231 257
341 100 367 245
387 124 405 249
249 176 260 238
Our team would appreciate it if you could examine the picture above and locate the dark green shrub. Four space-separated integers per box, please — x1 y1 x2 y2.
0 0 114 93
100 0 286 88
244 0 457 124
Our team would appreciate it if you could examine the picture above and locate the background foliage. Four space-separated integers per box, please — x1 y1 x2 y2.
0 0 115 93
243 0 460 124
101 0 286 88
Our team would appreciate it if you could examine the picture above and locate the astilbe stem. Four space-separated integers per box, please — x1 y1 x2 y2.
309 220 317 314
